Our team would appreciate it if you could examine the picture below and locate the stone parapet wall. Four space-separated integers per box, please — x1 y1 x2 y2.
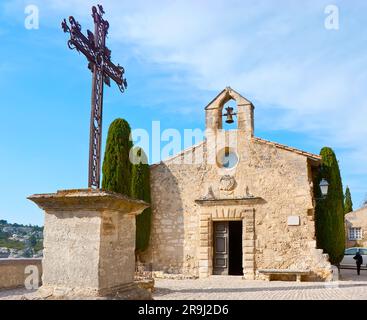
0 258 42 290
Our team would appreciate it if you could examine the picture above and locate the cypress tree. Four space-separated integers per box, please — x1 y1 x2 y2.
102 118 133 195
344 186 353 214
314 147 345 265
131 148 152 254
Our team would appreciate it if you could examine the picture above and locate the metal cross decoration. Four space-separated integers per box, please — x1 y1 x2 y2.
62 4 127 189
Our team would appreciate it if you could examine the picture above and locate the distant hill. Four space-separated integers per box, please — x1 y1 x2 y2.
0 220 43 258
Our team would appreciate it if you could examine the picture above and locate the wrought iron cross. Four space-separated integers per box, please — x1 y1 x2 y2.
62 5 127 188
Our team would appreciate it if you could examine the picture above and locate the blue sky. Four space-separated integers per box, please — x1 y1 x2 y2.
0 0 366 226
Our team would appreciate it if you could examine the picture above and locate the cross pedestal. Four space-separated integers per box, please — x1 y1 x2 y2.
28 189 149 299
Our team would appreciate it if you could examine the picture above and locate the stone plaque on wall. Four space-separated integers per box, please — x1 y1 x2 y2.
287 216 300 226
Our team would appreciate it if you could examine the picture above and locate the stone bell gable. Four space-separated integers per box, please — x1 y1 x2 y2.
205 87 254 139
142 87 332 281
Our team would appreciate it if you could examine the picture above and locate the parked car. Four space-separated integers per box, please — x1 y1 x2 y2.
339 247 367 268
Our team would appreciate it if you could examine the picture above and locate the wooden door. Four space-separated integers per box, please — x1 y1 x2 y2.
213 221 229 275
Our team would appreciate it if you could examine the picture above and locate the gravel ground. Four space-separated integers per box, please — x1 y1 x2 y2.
1 269 367 300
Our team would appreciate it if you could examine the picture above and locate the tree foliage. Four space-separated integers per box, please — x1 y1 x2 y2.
344 186 353 214
314 147 345 265
131 148 152 254
101 120 152 255
102 119 133 195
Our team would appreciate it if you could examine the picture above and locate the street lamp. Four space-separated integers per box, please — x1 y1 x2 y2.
318 179 329 199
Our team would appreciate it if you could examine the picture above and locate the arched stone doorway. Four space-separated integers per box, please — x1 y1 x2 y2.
195 199 258 279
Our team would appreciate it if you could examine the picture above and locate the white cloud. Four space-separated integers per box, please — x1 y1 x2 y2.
3 0 366 201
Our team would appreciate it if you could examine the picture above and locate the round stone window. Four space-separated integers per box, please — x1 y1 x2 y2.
217 148 238 169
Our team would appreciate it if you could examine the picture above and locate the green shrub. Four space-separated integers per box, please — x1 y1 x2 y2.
0 239 25 250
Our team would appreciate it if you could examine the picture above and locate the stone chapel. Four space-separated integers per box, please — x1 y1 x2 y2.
141 87 332 281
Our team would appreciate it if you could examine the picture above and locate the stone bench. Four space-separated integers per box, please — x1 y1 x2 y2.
258 269 311 282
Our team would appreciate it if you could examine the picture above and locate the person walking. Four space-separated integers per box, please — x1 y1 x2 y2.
353 250 363 275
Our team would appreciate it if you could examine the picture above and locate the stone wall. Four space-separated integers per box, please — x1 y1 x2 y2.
99 211 136 292
141 135 331 281
141 88 331 281
0 258 42 290
42 210 101 294
41 208 139 296
141 143 206 276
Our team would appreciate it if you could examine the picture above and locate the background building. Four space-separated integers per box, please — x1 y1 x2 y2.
345 206 367 248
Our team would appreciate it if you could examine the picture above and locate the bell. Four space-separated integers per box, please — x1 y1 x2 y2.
223 107 235 124
225 113 234 124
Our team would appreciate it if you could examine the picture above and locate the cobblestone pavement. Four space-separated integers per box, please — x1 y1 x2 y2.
1 269 367 300
153 269 367 300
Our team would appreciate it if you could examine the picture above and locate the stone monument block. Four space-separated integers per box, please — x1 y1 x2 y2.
28 189 149 298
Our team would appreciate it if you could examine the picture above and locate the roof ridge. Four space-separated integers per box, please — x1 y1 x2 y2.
150 136 322 168
253 137 321 160
150 141 205 167
204 87 253 110
348 206 367 215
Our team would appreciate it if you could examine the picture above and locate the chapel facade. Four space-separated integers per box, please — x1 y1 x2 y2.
142 87 332 281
